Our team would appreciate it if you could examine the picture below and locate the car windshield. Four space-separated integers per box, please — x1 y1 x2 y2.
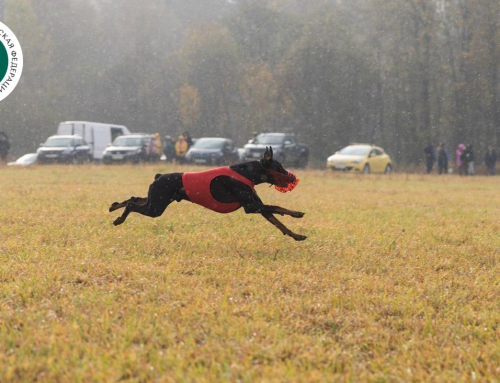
339 146 371 156
192 139 225 149
254 134 284 145
45 137 74 147
113 137 143 146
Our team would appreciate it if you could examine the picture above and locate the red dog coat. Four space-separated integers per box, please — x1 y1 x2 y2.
182 167 255 213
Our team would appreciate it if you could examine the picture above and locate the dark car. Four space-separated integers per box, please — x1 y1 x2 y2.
186 137 239 165
241 132 309 168
37 135 91 164
102 134 160 164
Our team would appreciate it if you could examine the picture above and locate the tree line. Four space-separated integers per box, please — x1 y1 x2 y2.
1 0 499 165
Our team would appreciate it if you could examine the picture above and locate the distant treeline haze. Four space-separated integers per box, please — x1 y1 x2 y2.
1 0 499 164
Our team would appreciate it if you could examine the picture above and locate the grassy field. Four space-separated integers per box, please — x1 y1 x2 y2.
0 164 499 382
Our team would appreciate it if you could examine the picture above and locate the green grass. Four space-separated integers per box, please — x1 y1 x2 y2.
0 164 499 382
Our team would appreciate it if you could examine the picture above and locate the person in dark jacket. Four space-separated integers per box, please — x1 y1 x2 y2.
183 131 193 148
437 143 449 175
0 132 10 163
485 146 497 175
163 135 176 162
424 141 435 174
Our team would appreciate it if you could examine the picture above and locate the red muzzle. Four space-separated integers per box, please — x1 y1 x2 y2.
268 170 300 193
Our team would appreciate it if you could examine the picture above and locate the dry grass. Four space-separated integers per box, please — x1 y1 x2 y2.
0 164 499 382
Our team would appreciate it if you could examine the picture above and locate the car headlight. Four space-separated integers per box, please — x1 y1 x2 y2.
63 148 74 155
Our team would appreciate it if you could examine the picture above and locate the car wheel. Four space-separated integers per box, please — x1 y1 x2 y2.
363 164 370 174
295 154 308 169
385 164 393 174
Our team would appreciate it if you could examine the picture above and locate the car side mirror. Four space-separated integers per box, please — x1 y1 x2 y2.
40 143 44 147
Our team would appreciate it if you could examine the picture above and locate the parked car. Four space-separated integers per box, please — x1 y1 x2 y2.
7 153 37 166
327 144 393 174
58 121 130 161
240 132 309 168
37 135 91 164
102 134 160 164
186 137 239 165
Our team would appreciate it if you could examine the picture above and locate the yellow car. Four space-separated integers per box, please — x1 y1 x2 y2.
327 144 393 174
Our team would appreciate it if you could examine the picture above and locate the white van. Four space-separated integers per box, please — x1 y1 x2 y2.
57 121 130 160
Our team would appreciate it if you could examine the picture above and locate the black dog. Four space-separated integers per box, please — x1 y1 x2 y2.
109 147 307 241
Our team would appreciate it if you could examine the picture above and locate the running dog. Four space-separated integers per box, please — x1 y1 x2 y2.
109 147 307 241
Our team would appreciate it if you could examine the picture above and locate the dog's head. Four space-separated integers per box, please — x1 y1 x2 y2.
260 147 299 193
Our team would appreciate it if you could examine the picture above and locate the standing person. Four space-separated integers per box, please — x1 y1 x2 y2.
0 132 10 163
163 135 176 162
175 134 189 163
437 143 449 175
424 141 435 174
485 146 497 175
183 131 193 148
466 144 475 176
456 143 466 175
461 144 475 176
154 132 162 158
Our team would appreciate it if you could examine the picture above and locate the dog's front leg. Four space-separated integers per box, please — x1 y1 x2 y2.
262 213 307 241
267 206 305 218
244 203 304 218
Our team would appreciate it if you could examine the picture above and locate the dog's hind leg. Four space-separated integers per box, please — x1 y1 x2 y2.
109 197 148 212
109 174 164 212
113 173 183 226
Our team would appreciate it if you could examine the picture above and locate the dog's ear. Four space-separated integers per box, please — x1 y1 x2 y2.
264 146 273 162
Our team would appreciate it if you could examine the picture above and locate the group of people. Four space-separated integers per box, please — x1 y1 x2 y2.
162 131 193 163
424 142 497 175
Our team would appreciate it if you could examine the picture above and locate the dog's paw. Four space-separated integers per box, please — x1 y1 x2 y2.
291 211 305 218
109 202 119 212
113 216 125 226
292 234 307 241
